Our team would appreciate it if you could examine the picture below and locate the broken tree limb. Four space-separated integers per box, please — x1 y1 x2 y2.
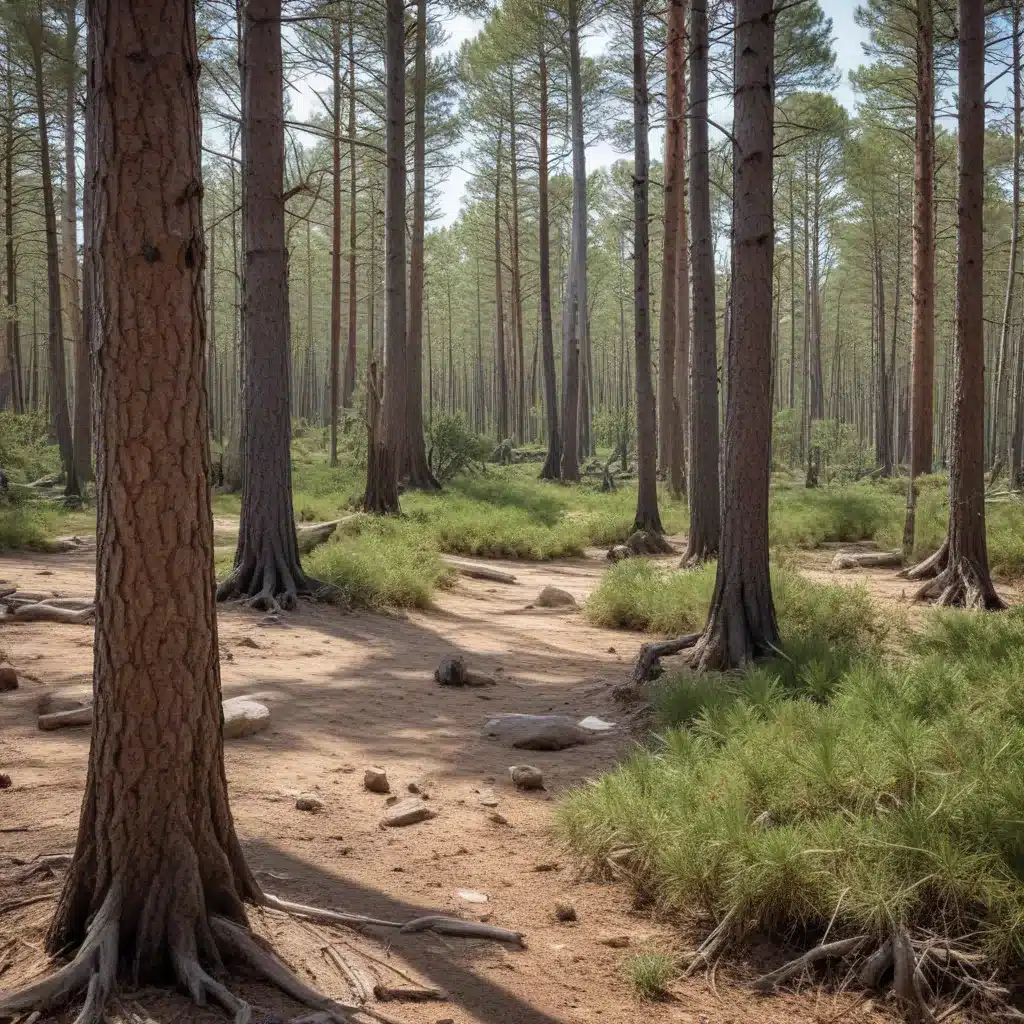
5 603 94 625
296 515 362 556
372 984 446 1003
750 935 869 992
38 706 94 731
616 633 702 698
830 551 904 571
441 557 518 584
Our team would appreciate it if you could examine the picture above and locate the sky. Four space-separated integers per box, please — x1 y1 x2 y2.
431 0 872 225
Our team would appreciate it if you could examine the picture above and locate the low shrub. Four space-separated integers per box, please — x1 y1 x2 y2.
623 952 675 1000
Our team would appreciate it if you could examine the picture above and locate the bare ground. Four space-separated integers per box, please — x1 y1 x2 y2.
0 543 902 1024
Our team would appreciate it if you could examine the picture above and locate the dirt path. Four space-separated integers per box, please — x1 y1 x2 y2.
0 546 884 1024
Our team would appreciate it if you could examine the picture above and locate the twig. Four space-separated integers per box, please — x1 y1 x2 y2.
750 936 868 993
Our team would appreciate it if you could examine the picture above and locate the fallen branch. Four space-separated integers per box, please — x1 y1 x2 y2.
372 984 446 1003
38 706 94 731
296 516 361 556
751 935 869 992
5 603 94 625
441 558 518 584
830 551 903 571
616 633 702 698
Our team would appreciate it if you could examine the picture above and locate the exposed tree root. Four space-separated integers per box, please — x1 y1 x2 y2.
901 539 949 582
679 542 717 568
625 530 674 556
893 929 937 1023
216 553 326 614
857 939 892 989
170 948 251 1024
910 557 1007 610
682 907 737 978
614 634 701 699
1 604 94 625
830 551 904 571
750 936 868 992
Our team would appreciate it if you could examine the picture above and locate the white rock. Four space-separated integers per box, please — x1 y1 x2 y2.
484 714 592 751
383 797 436 827
577 715 615 732
222 697 271 739
456 889 489 904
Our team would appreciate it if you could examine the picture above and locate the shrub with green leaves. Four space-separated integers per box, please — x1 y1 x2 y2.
0 411 61 484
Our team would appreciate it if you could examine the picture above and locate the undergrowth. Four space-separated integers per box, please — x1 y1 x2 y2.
560 605 1024 985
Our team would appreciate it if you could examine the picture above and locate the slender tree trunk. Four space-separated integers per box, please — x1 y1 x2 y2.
343 13 358 411
788 174 796 414
329 16 342 465
509 74 526 445
3 36 22 413
494 125 510 441
559 1 586 482
908 0 1002 609
537 41 561 480
1004 2 1022 485
805 163 824 488
219 0 312 606
43 0 261 987
403 0 439 489
690 0 778 669
30 26 78 497
631 0 664 539
363 0 404 513
684 0 720 563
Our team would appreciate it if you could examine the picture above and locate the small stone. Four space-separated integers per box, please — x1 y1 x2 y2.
385 795 398 806
0 665 18 692
607 646 616 654
509 765 544 791
488 812 509 825
533 862 560 872
407 781 422 794
0 773 11 789
235 636 262 650
222 697 271 739
478 789 499 808
456 889 488 904
295 793 324 813
383 797 436 827
555 903 578 923
598 934 630 948
606 545 633 563
485 714 592 751
535 586 577 609
434 655 466 686
364 767 390 794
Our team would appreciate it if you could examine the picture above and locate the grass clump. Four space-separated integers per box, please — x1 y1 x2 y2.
0 501 62 553
769 484 900 549
623 952 675 1000
560 607 1024 986
303 518 451 611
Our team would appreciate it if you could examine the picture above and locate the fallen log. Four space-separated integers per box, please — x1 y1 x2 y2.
296 515 361 556
5 603 94 625
830 550 903 571
38 705 94 731
441 558 518 584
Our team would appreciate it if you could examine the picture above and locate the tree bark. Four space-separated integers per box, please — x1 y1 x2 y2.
909 0 1003 609
689 0 779 669
684 0 720 563
3 35 23 413
329 14 342 465
631 0 664 538
363 0 404 514
30 19 78 497
537 41 561 480
47 0 261 981
1003 2 1022 485
343 11 358 412
509 72 526 445
494 124 510 441
403 0 439 490
218 0 313 607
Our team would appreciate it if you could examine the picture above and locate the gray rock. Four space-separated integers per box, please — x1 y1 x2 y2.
606 545 633 563
222 697 271 739
0 665 17 692
364 767 390 794
535 586 577 609
477 788 500 807
484 714 592 751
435 655 467 686
509 765 545 791
295 793 324 813
383 797 437 827
35 692 86 715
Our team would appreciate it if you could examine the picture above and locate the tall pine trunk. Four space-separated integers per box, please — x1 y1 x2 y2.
3 36 22 413
1004 3 1022 485
494 126 510 441
329 15 342 465
344 12 358 410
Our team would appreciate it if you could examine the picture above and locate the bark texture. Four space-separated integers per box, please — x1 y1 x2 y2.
329 15 342 466
909 0 1003 610
3 38 22 413
48 0 259 976
538 42 560 480
684 0 720 564
343 9 358 411
689 0 778 669
218 0 313 609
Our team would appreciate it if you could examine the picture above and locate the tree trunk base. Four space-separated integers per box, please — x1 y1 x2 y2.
901 538 949 582
363 442 401 516
680 539 718 568
216 554 322 613
913 557 1007 609
539 448 560 481
626 530 674 556
614 633 701 699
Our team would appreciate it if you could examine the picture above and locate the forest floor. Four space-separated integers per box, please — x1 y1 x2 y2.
0 536 963 1024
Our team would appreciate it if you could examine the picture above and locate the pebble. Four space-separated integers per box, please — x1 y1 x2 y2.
598 934 630 948
295 793 324 813
364 767 390 794
509 765 544 790
0 666 18 692
456 889 488 904
488 811 509 825
478 788 499 807
0 773 11 789
535 585 577 609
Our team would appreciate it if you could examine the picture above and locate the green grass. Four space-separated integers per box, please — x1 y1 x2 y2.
302 517 452 611
0 503 61 553
560 606 1024 973
623 952 675 999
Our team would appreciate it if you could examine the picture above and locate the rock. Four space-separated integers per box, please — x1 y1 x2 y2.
456 889 489 904
509 765 545 791
555 903 578 923
598 934 631 948
535 586 577 609
295 793 324 813
484 714 593 751
235 636 262 650
0 773 11 789
606 544 633 563
383 797 436 827
477 789 499 807
488 811 509 825
533 862 560 872
364 767 390 794
577 715 615 732
434 655 466 686
222 697 271 739
0 665 17 692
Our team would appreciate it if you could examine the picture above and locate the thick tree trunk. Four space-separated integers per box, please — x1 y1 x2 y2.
494 126 510 441
47 0 261 981
329 15 342 465
631 0 664 539
689 0 778 669
344 11 358 411
403 0 439 490
559 3 586 483
363 0 404 513
31 31 78 498
909 0 935 480
684 0 720 564
909 0 1003 609
219 0 312 607
3 39 23 413
537 43 561 480
672 80 690 499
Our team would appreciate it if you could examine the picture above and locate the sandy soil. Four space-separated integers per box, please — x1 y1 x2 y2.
0 542 895 1024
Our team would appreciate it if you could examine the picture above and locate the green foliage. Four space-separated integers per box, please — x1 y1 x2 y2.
769 484 900 548
427 414 491 483
0 412 62 484
0 502 59 553
623 952 675 1000
303 518 452 611
560 608 1024 970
